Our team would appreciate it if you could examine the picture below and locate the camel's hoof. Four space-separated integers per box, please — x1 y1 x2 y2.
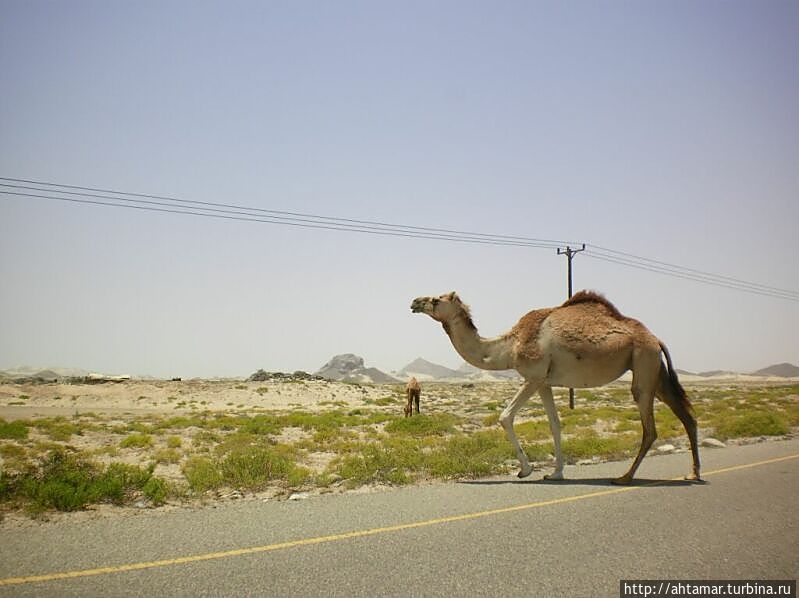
684 473 703 482
517 466 534 479
611 475 632 486
543 472 564 481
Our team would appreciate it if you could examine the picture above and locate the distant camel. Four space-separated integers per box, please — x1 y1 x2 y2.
411 290 700 484
405 377 421 417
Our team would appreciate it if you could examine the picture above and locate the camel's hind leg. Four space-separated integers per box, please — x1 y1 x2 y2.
500 381 538 478
656 366 701 481
540 385 564 480
613 368 658 485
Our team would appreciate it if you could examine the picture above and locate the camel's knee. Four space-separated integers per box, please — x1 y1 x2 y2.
499 410 515 431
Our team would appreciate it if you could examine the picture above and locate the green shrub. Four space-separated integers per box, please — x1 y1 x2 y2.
219 445 296 489
2 450 168 512
239 415 281 436
427 431 514 478
0 419 28 440
515 420 552 442
280 411 361 431
370 396 397 406
142 477 169 505
182 443 305 493
713 411 789 440
654 409 685 439
334 442 416 487
0 443 27 459
154 448 182 464
34 418 81 441
0 470 11 502
482 412 500 426
182 457 223 492
126 422 154 434
561 433 637 461
120 433 154 449
384 414 458 436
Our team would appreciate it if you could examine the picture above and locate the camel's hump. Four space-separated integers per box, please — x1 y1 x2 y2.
560 291 624 320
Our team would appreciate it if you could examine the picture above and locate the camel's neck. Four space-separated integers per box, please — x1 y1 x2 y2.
442 315 514 371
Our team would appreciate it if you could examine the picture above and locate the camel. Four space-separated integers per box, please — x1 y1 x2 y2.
405 377 421 417
410 290 700 484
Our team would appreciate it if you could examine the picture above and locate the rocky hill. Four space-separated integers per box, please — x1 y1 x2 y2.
697 370 740 378
397 358 461 380
394 358 521 382
0 365 91 379
314 354 399 384
750 362 799 377
456 361 521 381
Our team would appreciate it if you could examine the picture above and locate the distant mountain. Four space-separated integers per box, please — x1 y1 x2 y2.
395 358 520 382
751 363 799 378
315 354 399 384
398 358 461 380
1 365 91 378
457 362 521 381
697 370 740 378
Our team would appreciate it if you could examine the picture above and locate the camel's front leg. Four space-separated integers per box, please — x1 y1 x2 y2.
499 381 537 478
539 386 564 480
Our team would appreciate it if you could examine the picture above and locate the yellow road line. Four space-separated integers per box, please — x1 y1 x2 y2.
1 452 797 587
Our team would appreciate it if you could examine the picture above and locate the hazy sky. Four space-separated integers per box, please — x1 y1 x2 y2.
1 1 797 378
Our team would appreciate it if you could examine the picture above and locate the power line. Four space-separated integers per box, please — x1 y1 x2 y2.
2 176 797 303
0 177 574 249
586 244 799 298
0 188 565 249
582 251 799 302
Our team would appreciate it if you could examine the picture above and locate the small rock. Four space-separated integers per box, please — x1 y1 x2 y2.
288 492 310 501
657 444 676 454
134 501 148 509
701 438 726 448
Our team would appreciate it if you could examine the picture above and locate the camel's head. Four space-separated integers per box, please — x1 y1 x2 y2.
410 292 467 323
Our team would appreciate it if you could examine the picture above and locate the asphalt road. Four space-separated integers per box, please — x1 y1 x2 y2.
2 438 797 597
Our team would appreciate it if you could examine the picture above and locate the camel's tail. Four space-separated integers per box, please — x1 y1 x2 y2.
659 341 693 417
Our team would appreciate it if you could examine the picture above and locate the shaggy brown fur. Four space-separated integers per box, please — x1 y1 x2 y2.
508 308 554 361
561 290 625 320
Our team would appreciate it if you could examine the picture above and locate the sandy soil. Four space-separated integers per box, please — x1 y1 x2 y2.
0 378 393 421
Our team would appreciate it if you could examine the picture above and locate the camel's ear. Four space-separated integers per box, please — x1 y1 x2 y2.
444 291 457 301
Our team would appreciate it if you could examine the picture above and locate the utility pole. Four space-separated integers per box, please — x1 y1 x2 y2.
557 244 585 409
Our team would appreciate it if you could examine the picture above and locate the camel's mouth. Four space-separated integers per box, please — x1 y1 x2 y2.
410 298 426 313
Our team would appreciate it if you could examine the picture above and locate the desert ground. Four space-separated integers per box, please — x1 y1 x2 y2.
1 376 797 527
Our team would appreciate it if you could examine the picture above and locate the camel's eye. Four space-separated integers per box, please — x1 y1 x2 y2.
432 298 440 306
